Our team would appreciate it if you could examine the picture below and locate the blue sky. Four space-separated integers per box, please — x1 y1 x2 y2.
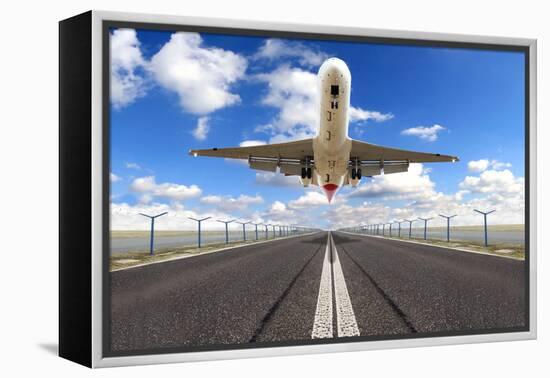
109 28 525 230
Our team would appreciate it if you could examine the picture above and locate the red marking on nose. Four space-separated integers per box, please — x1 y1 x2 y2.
322 184 339 203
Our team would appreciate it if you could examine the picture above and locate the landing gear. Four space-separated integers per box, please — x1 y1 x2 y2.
301 157 313 179
300 158 313 187
350 157 362 188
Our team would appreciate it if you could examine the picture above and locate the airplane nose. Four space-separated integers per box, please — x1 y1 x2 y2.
318 57 351 78
322 184 339 203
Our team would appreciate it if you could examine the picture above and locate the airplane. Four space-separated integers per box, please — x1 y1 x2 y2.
189 57 458 203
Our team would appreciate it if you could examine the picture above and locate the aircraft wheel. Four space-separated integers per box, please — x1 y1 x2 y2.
306 167 312 179
351 168 357 179
357 169 362 179
301 167 307 179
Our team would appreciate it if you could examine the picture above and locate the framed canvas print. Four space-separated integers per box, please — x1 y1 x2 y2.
59 10 537 368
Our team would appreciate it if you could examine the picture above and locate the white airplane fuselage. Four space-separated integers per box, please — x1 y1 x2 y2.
310 58 353 202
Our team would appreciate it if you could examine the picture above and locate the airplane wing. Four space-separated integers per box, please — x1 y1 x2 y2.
189 139 314 160
189 138 314 175
350 139 459 163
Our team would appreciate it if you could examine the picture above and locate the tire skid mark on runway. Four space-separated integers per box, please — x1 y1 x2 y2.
312 235 334 338
312 232 360 338
338 243 418 333
249 242 324 342
331 235 360 337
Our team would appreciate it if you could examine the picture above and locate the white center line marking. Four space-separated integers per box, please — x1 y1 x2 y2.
311 234 333 338
330 234 360 337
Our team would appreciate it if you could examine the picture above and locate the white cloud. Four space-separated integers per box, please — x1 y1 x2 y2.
401 124 446 142
261 201 300 225
150 32 247 115
254 39 329 67
192 116 210 141
110 29 147 108
111 202 244 231
491 161 512 170
468 159 490 172
130 176 202 201
288 191 327 209
255 66 319 142
467 159 512 173
348 164 435 201
349 107 394 123
324 202 393 230
125 162 142 170
130 176 156 192
459 169 524 195
200 194 264 212
110 173 122 182
332 163 525 229
255 172 298 187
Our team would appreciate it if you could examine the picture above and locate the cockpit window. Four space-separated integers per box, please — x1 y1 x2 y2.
330 85 339 96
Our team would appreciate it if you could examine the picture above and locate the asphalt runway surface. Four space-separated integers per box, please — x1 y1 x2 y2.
110 231 526 353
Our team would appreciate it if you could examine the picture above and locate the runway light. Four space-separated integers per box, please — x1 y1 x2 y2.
139 212 168 255
474 209 496 247
188 216 212 248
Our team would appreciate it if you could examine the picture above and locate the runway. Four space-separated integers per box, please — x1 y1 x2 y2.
109 231 526 353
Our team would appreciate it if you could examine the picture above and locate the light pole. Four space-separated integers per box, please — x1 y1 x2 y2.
439 214 457 242
474 209 496 247
252 223 261 240
188 216 211 248
397 220 403 238
139 212 168 255
417 217 433 240
235 221 251 241
216 219 235 244
404 219 414 238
